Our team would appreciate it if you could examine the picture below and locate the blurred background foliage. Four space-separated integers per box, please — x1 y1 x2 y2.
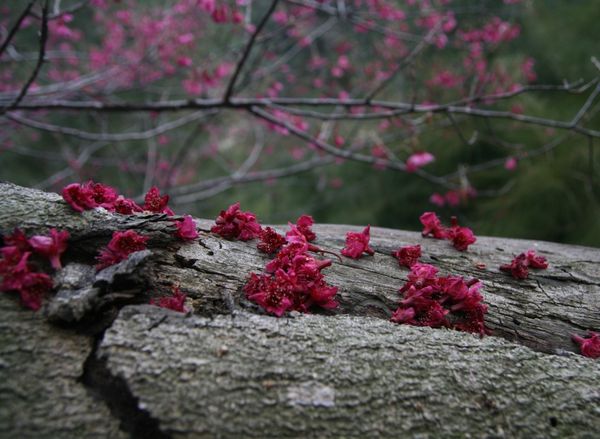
1 0 599 246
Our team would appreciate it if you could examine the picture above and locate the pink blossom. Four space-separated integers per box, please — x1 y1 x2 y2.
420 212 448 239
0 249 53 311
341 225 374 259
4 229 31 251
572 332 600 359
177 33 194 45
18 271 53 311
447 217 477 251
444 191 461 207
211 202 261 241
392 245 421 268
258 227 286 254
429 193 445 207
113 196 142 214
392 263 489 335
96 230 148 270
174 215 198 240
244 238 338 316
406 152 435 172
150 286 188 313
143 186 174 215
500 250 548 279
521 57 537 82
62 183 97 212
293 215 316 242
28 229 70 269
505 157 518 171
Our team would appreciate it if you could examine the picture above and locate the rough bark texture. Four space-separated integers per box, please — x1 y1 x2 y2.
0 182 599 438
0 294 125 439
101 306 600 439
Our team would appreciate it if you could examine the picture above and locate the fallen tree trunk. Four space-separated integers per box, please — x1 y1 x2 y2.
0 182 599 438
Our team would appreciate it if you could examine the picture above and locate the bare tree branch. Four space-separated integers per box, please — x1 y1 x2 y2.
223 0 280 102
6 110 218 142
29 0 91 20
0 0 49 115
365 24 441 102
0 0 37 57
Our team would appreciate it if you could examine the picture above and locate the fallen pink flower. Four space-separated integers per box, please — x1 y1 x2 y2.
572 332 600 359
341 225 374 259
96 230 148 270
447 217 477 251
258 227 286 254
175 215 198 241
144 186 174 215
211 202 261 241
28 228 70 269
500 250 548 279
392 245 421 268
150 286 188 313
420 212 448 239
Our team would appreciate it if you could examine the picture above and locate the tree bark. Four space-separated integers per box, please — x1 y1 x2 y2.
0 182 599 438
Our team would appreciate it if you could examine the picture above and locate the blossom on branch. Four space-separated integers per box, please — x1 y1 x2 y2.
406 152 435 172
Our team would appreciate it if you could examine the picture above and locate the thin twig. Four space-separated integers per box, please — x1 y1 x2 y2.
1 0 49 115
223 0 280 102
0 0 36 57
29 0 90 20
365 24 441 102
7 110 217 141
248 106 447 185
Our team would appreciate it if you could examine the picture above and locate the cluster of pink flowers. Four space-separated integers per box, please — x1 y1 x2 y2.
63 180 197 245
258 227 287 254
96 230 148 270
211 202 261 241
62 181 174 216
234 213 338 317
420 212 477 251
341 225 375 259
150 285 189 313
429 187 477 207
0 228 69 310
499 250 548 279
244 245 338 316
391 263 489 335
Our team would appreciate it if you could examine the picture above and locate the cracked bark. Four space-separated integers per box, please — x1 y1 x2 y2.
0 182 599 438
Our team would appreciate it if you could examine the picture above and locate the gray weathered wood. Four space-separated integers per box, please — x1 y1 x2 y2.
1 181 599 438
0 295 125 439
100 305 600 439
